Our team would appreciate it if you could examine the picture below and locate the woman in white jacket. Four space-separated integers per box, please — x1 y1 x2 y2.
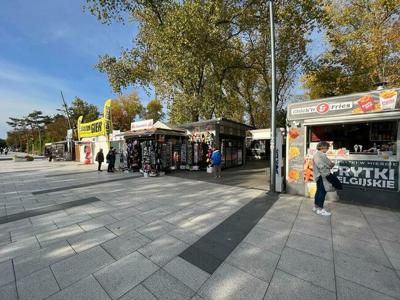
313 141 335 216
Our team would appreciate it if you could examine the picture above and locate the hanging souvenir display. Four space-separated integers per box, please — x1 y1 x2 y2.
181 143 187 169
187 143 193 166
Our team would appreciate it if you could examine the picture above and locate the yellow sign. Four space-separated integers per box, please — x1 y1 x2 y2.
77 99 112 139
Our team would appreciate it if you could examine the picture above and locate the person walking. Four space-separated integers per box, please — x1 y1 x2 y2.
211 146 222 178
312 141 334 216
95 149 104 171
107 147 116 172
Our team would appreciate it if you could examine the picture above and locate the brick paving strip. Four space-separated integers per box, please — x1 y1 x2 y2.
0 197 100 224
179 193 279 274
32 174 141 195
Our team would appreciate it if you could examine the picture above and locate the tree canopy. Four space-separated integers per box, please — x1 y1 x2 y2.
86 0 322 128
111 91 143 131
68 97 100 126
302 0 400 99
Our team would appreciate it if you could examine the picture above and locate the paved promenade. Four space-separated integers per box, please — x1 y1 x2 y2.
0 159 399 300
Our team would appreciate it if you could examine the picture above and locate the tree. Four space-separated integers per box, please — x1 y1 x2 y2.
68 97 100 126
302 0 400 98
111 92 143 131
86 0 322 128
0 138 6 148
143 99 165 122
25 110 51 153
45 115 70 142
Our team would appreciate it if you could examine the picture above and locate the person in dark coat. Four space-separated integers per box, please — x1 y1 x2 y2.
107 147 116 172
95 149 104 171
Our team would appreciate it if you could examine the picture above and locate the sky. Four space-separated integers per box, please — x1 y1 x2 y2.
0 0 152 139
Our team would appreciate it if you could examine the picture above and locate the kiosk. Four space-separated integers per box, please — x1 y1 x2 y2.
286 88 400 208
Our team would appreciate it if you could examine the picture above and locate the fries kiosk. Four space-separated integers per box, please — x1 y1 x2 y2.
286 88 400 208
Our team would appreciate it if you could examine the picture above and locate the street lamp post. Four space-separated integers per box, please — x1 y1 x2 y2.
269 0 277 193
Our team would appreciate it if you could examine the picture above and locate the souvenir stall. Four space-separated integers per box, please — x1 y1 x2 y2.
121 121 187 176
286 88 400 208
178 118 253 170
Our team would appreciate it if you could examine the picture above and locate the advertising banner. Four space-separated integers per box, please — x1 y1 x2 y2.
288 89 400 120
332 160 399 191
78 99 112 139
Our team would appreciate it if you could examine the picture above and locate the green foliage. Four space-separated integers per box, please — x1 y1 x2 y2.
87 0 322 128
68 97 100 125
144 99 165 122
111 91 144 131
303 0 400 98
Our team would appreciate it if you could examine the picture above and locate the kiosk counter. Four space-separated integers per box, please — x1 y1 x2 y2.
286 88 400 208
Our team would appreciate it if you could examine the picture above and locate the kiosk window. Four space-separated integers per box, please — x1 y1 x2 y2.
307 121 397 152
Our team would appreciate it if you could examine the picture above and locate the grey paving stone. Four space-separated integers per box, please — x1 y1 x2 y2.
278 247 335 292
109 207 141 221
264 270 336 300
106 216 145 236
331 214 369 228
16 267 60 300
68 227 116 253
335 251 400 298
226 242 279 283
380 240 400 270
256 217 293 234
168 228 201 244
0 282 17 300
54 214 93 228
46 275 111 300
119 284 157 300
101 231 151 260
139 235 188 266
143 269 195 300
333 235 392 267
78 214 118 231
292 219 332 241
199 263 268 300
372 225 400 244
163 257 210 291
242 227 288 255
14 240 75 280
51 246 115 288
333 223 379 245
94 251 159 299
137 208 171 224
137 220 177 240
0 260 15 287
190 295 206 300
0 236 40 263
36 224 84 246
287 230 333 260
336 276 397 300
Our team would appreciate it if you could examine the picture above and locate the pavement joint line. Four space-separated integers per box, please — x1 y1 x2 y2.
0 197 101 224
330 203 338 300
32 175 141 195
179 192 279 275
359 208 400 281
262 195 303 299
335 274 400 299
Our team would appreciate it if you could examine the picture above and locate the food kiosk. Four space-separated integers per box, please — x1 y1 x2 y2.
286 88 400 208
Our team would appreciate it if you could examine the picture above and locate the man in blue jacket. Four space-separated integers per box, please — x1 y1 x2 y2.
211 146 222 178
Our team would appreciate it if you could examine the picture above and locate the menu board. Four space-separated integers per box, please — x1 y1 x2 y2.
288 89 400 120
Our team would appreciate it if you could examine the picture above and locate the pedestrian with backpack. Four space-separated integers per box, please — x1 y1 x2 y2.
95 149 104 171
